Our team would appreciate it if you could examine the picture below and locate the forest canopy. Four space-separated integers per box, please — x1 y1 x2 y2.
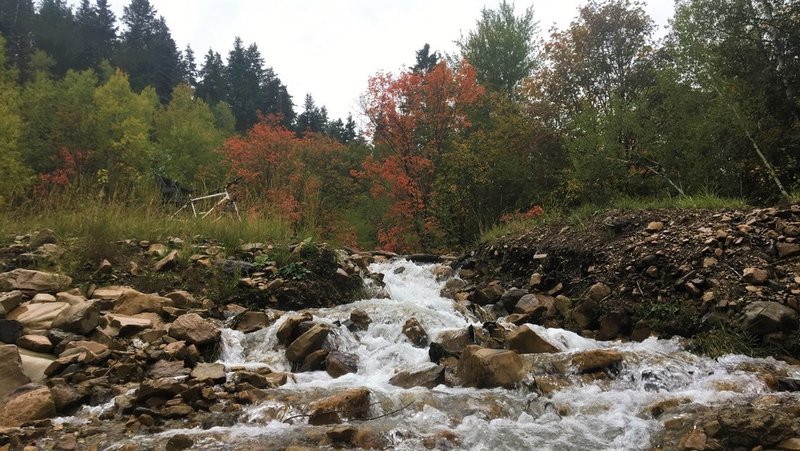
1 0 798 251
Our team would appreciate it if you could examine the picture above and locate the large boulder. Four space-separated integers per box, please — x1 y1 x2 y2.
457 345 525 389
0 383 56 426
506 326 559 354
168 313 220 345
0 269 72 294
308 388 371 425
51 301 99 335
0 345 31 400
114 290 173 315
286 324 329 363
276 312 313 346
6 302 70 333
741 301 799 336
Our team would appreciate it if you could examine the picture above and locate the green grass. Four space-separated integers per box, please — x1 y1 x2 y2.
478 193 748 243
1 188 298 261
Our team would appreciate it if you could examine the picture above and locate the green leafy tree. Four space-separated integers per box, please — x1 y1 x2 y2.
459 0 539 94
154 83 226 187
92 69 157 191
671 0 799 200
0 35 32 205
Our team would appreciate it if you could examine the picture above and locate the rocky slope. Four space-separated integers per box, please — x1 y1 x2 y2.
0 204 798 450
453 204 800 360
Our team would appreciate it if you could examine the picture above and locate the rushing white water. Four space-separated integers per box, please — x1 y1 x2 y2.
92 259 800 450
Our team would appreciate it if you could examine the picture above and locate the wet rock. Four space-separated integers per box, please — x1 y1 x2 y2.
15 335 51 353
168 313 220 345
402 317 429 347
0 269 72 294
161 403 193 418
286 324 329 363
299 349 329 372
231 370 270 389
438 328 473 355
678 428 707 450
506 326 559 354
0 384 55 426
741 301 799 335
709 407 794 448
457 345 524 389
136 378 186 404
571 349 622 373
347 309 371 332
165 434 194 451
326 351 358 378
191 363 227 384
308 388 370 425
432 265 454 281
742 267 769 285
0 291 25 317
0 345 30 400
388 365 445 389
0 320 23 344
276 312 313 346
51 301 99 335
234 311 271 333
49 384 85 413
113 290 173 315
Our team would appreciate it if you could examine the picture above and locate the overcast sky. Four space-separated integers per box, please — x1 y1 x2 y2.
96 0 675 121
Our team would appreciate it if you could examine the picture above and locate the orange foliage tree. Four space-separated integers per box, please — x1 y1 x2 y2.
220 116 360 238
359 61 484 251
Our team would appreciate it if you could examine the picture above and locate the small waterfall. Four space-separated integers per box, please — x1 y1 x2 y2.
95 259 799 450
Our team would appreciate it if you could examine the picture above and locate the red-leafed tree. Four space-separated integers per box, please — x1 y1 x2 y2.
220 115 306 222
359 61 484 251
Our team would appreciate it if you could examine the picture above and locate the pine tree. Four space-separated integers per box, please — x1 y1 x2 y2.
412 43 439 74
75 0 116 69
0 0 35 81
33 0 81 77
180 44 197 88
196 49 226 104
117 0 180 102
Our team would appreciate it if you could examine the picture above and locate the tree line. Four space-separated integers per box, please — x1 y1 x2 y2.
1 0 798 251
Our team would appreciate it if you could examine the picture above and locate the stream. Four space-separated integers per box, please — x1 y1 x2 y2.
78 259 799 450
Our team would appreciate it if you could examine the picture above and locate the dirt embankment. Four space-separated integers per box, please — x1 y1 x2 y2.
453 204 800 359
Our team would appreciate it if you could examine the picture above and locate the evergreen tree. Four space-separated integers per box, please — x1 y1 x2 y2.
260 66 295 127
225 38 275 131
412 43 439 74
117 0 180 102
196 49 226 104
0 0 35 80
296 93 328 134
75 0 117 69
180 44 197 87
